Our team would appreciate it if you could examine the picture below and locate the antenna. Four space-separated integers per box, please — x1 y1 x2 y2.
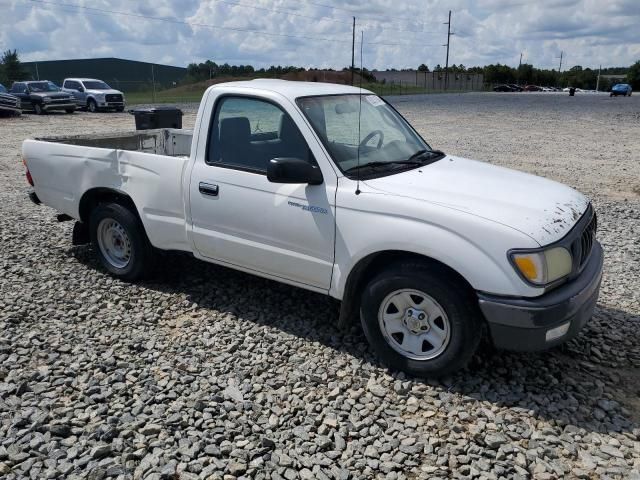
355 30 364 195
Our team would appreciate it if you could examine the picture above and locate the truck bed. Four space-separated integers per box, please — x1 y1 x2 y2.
24 128 192 252
34 128 193 157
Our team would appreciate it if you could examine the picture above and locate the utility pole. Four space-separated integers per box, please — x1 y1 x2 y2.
557 51 563 87
351 17 356 85
518 52 523 85
151 64 157 103
558 51 563 74
443 10 453 90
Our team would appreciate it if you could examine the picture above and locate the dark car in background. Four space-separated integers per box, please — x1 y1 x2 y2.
0 83 21 115
508 84 523 92
610 83 632 97
523 85 542 92
10 81 76 114
493 84 516 92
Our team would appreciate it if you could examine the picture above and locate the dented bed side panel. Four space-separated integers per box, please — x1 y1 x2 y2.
23 139 191 251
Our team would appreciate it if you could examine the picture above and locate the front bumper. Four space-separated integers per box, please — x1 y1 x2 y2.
43 103 76 111
98 101 125 109
478 241 603 351
0 105 21 114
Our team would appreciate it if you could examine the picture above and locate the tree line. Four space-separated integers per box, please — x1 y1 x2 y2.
186 61 305 81
2 49 639 91
0 50 25 86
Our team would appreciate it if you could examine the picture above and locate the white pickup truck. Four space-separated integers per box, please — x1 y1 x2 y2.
23 80 603 376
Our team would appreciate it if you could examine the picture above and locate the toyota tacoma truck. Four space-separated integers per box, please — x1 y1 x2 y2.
22 80 603 377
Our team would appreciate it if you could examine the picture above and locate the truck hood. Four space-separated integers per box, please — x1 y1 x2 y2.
86 89 122 95
363 155 589 246
31 92 72 100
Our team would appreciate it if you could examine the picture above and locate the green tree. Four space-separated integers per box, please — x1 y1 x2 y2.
1 50 25 85
627 60 640 89
417 63 429 72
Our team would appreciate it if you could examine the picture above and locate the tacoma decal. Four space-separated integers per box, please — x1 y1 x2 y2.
287 200 328 215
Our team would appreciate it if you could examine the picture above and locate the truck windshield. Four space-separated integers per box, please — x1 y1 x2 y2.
83 81 111 90
29 82 61 92
297 94 440 177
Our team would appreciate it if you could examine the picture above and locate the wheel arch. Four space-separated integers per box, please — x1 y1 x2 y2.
337 250 475 328
79 187 142 225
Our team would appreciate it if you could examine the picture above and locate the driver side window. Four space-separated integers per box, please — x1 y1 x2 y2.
207 96 314 174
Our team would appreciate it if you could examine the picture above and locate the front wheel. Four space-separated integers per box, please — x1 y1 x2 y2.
360 262 482 377
34 103 44 115
87 99 98 113
89 203 153 280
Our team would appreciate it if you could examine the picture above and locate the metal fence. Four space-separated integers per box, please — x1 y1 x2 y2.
372 70 485 92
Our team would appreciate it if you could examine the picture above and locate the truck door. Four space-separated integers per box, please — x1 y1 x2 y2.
11 83 30 109
189 95 336 290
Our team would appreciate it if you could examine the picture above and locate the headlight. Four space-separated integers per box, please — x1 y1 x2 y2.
511 247 572 285
43 97 52 103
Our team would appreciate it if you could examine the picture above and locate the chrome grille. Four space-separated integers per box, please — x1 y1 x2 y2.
106 94 123 102
0 94 18 108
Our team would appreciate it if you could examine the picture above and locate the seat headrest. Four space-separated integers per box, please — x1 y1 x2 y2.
279 114 300 141
220 117 250 145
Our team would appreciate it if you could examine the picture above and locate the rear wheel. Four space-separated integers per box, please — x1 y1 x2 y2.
89 203 152 280
34 103 44 115
360 262 482 377
87 99 98 113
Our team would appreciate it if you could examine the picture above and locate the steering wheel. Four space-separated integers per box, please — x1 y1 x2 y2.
359 130 384 149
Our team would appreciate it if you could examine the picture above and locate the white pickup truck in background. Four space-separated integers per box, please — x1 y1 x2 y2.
22 80 603 376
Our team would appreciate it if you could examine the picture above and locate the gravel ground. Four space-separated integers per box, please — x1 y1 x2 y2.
1 92 639 480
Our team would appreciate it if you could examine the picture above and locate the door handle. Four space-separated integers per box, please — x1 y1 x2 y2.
199 182 219 196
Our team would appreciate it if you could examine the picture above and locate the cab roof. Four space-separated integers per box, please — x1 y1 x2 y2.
208 79 374 101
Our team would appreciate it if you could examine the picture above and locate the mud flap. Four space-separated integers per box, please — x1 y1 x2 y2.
72 221 91 245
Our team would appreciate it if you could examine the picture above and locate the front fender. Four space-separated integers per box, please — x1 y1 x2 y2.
330 205 543 300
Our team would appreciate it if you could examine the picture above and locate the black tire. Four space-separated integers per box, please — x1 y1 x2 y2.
65 109 75 114
34 103 44 115
87 99 98 113
89 203 152 281
116 106 125 112
360 262 482 377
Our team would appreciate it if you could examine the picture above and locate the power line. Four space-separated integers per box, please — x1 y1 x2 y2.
207 0 444 36
303 0 435 25
25 0 444 48
26 0 351 44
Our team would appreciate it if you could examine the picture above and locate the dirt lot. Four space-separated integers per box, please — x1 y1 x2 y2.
1 92 639 480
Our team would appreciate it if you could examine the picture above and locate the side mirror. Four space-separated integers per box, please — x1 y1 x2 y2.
77 87 84 92
267 157 323 185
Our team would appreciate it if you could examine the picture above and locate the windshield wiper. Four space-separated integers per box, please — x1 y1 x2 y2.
344 150 446 174
407 149 446 161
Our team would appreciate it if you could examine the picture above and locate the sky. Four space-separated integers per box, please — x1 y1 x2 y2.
1 0 639 71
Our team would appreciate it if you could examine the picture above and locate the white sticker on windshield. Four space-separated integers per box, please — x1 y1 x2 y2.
365 95 385 107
